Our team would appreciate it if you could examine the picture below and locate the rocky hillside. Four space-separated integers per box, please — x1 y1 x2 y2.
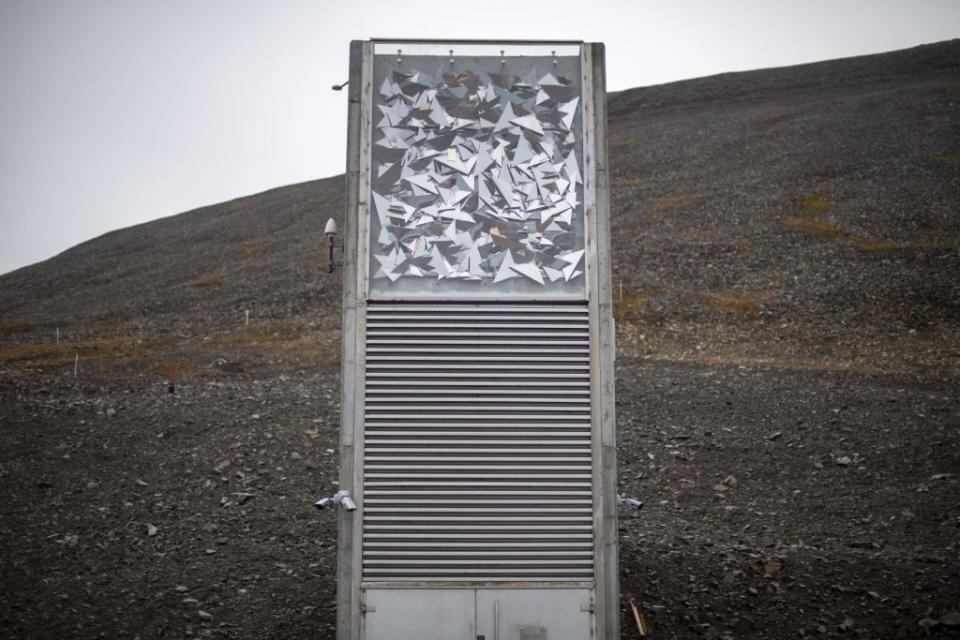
1 40 958 375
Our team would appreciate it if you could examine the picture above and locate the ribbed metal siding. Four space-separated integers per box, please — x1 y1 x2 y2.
361 301 594 581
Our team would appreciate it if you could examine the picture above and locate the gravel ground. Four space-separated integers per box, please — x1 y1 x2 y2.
1 353 958 639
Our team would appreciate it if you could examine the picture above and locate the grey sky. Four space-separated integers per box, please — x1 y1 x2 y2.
1 0 957 275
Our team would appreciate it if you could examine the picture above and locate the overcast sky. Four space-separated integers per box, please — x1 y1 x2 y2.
1 0 957 275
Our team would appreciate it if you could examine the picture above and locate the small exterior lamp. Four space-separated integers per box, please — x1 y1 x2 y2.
324 218 343 273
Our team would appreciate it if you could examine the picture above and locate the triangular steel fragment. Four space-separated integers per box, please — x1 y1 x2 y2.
511 113 544 136
509 261 545 285
543 266 564 282
493 250 519 283
493 102 517 133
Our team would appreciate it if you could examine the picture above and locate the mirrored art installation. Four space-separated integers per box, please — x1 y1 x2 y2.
369 52 585 297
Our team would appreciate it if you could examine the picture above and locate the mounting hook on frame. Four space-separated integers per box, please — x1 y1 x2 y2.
331 80 349 91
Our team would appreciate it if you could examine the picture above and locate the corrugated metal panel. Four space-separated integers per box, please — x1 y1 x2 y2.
361 300 593 581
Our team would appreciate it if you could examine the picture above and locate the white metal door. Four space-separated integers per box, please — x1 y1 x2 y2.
363 588 592 640
475 589 593 640
364 589 475 640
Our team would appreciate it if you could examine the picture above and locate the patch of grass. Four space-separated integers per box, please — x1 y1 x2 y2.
685 229 720 242
928 155 960 167
614 288 666 321
856 239 899 252
0 319 39 335
907 236 960 251
607 133 637 148
0 322 339 376
760 108 791 126
241 243 268 259
183 273 224 288
614 216 655 233
0 342 64 365
0 336 136 366
792 191 832 215
649 194 699 215
151 358 208 381
930 235 960 250
205 321 311 348
700 291 775 317
782 217 899 252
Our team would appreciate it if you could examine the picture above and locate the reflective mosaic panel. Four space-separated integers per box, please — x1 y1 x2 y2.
369 48 585 298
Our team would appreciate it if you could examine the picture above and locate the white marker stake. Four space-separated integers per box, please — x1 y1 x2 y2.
245 309 250 327
73 353 79 378
56 327 60 343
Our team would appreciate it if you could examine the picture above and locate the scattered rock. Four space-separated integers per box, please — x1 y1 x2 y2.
146 524 158 537
835 456 852 466
730 616 754 633
197 610 213 620
763 559 781 577
58 534 79 547
918 618 939 632
847 540 879 550
940 612 960 627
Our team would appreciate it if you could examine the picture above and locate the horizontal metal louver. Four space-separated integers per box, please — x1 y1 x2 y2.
361 301 594 582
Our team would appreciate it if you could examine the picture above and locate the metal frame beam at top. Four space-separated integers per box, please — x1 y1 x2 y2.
372 40 581 57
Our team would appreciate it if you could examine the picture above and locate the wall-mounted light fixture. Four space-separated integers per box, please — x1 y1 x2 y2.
324 218 343 273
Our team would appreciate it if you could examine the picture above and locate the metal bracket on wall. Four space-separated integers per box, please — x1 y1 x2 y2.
314 489 357 512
